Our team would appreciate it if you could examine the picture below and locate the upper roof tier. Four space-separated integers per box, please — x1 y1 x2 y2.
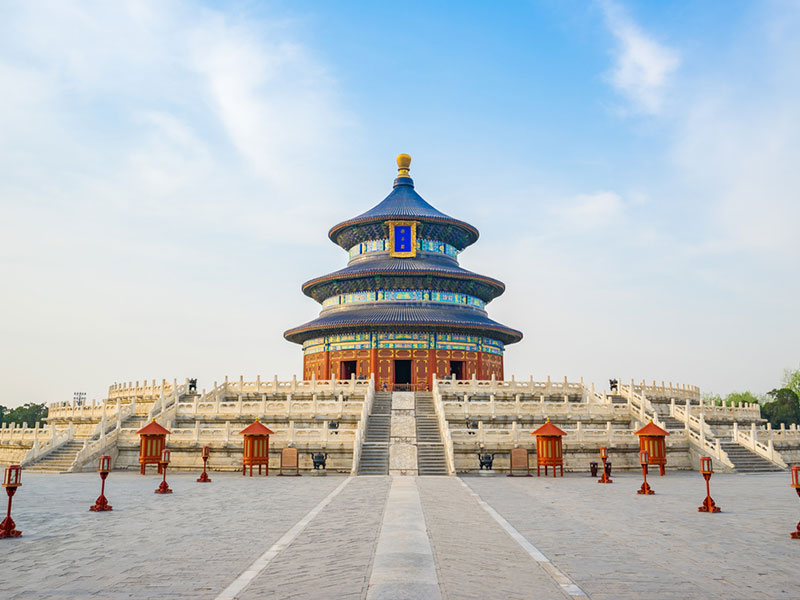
328 155 480 251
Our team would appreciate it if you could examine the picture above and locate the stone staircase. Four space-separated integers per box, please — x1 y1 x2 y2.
358 392 391 475
657 414 685 431
24 440 86 473
415 393 448 476
719 441 785 473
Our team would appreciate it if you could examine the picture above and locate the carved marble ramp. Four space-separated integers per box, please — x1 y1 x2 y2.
367 476 441 599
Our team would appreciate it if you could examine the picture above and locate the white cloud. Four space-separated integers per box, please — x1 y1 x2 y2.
0 1 355 406
601 0 680 115
551 191 623 231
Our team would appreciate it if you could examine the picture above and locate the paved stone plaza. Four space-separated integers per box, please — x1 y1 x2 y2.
0 471 797 599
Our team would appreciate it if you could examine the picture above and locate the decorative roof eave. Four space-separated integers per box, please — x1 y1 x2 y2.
284 320 523 346
329 215 479 251
284 304 523 345
301 270 506 303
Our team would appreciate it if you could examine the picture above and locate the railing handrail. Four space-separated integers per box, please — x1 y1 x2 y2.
351 375 375 475
432 379 456 475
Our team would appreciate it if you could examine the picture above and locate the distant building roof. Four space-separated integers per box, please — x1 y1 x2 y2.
239 420 275 436
136 420 170 435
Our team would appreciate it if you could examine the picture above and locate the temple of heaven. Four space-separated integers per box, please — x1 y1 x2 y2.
284 154 522 391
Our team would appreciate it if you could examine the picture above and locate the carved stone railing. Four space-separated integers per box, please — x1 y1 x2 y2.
351 376 375 475
731 422 789 468
0 422 49 445
21 423 74 466
671 398 761 421
431 379 455 475
68 399 138 471
165 423 357 447
200 375 372 403
46 400 120 421
441 395 628 421
628 379 701 401
449 421 660 448
108 379 172 401
435 375 585 397
176 394 364 421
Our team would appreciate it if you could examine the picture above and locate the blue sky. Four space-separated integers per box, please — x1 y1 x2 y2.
1 1 798 407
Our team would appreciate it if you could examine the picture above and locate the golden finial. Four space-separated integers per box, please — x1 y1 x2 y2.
396 153 411 177
255 417 259 422
546 417 551 423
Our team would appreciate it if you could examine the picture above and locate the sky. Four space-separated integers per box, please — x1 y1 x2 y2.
1 0 799 407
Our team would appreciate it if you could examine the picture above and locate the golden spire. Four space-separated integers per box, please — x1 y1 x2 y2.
397 153 411 177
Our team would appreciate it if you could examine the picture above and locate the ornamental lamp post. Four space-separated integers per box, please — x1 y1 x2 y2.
89 455 113 511
0 465 22 538
697 457 721 513
637 450 654 495
155 448 173 494
598 446 612 484
197 446 212 483
790 466 800 539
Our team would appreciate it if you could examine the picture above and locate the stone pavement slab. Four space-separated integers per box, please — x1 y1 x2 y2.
417 477 570 600
0 472 343 599
464 471 800 600
239 476 390 600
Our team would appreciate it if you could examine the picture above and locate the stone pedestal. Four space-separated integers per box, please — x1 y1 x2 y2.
310 469 327 477
478 469 496 477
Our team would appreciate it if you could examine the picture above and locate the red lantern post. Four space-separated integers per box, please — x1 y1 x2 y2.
635 420 669 476
637 450 654 495
531 419 566 477
697 457 721 512
598 446 612 483
137 420 170 475
240 419 274 476
790 466 800 539
154 448 173 494
89 455 113 511
197 445 212 483
0 465 22 539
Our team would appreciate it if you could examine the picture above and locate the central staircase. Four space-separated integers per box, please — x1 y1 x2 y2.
719 441 785 473
415 393 448 476
357 392 391 475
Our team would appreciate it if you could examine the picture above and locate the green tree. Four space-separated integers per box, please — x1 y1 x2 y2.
3 403 48 427
761 388 800 427
724 391 762 406
782 368 800 399
703 392 723 406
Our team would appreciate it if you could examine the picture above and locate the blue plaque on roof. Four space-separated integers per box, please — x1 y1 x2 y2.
388 221 416 258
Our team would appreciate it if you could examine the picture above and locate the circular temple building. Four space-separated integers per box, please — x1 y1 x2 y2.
284 155 522 391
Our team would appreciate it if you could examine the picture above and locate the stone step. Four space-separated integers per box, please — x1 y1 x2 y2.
719 442 785 472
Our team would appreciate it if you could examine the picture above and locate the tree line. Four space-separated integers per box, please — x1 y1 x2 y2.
0 403 49 428
704 368 800 427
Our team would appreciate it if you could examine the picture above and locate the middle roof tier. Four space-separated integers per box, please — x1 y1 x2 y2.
301 254 506 304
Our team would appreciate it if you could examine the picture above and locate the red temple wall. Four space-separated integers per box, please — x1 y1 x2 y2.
302 348 503 390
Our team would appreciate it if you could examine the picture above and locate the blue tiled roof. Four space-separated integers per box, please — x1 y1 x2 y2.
328 177 479 250
284 304 523 345
302 255 505 303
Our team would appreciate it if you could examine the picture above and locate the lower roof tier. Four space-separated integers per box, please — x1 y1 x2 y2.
284 304 523 345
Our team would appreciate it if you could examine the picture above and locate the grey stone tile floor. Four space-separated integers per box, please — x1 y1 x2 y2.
0 471 797 599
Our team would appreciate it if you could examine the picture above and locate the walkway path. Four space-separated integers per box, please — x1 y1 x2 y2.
1 471 798 599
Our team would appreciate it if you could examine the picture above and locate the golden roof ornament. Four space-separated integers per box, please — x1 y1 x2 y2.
397 153 411 177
